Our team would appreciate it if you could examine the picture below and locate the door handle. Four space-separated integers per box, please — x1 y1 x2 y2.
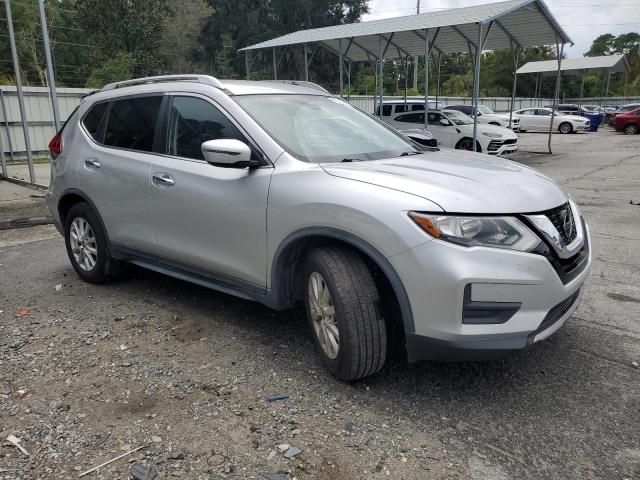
152 173 175 187
84 158 101 168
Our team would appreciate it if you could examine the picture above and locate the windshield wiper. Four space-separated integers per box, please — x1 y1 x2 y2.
400 151 422 156
341 158 365 162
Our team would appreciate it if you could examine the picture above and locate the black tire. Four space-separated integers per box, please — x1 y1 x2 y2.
64 202 122 284
558 122 573 134
489 122 501 126
303 246 387 381
456 138 482 153
624 123 639 135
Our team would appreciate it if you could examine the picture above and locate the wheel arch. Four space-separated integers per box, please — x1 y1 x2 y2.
269 227 415 335
58 188 110 243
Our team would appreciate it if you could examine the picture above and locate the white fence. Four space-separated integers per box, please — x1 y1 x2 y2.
0 86 92 161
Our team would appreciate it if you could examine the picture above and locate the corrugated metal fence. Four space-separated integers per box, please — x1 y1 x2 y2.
0 86 92 161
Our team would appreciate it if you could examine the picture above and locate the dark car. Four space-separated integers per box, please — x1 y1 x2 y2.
607 103 640 126
614 108 640 135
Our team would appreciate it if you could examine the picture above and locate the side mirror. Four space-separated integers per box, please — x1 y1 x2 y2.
201 139 258 168
439 118 451 126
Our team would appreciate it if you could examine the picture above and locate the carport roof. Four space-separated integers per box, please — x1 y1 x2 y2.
239 0 573 61
516 54 630 75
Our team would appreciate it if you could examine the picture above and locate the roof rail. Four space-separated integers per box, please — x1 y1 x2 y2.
102 75 225 91
263 80 329 94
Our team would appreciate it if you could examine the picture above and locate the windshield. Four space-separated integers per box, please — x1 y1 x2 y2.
443 110 474 126
477 105 494 114
234 95 418 162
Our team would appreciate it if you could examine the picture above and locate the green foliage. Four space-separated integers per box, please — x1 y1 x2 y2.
85 53 135 88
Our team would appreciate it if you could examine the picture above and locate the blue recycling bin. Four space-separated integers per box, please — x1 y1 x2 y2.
584 113 602 132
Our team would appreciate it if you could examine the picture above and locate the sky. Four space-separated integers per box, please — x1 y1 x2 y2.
363 0 640 58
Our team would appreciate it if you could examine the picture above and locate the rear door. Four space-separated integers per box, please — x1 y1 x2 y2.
149 94 273 289
78 95 160 251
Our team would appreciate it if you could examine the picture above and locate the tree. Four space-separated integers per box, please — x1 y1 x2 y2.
75 0 169 80
161 0 214 73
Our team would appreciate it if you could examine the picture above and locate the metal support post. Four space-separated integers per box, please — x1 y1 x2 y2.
435 54 441 107
338 38 344 97
5 0 35 183
578 69 586 109
245 52 251 80
548 39 564 154
472 23 482 152
39 0 61 132
378 36 384 117
304 43 309 82
508 45 520 129
423 29 429 130
272 48 278 80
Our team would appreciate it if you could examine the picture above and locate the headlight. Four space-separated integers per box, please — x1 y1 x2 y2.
482 132 502 139
409 212 541 252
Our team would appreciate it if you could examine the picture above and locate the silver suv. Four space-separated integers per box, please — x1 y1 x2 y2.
46 75 591 381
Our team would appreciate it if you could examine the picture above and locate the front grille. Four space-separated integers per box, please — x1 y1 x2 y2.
545 202 577 245
487 138 518 151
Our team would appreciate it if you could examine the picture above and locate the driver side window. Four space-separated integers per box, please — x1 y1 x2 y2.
167 96 252 161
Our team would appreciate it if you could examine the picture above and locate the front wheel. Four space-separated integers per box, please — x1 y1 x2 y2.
624 123 639 135
559 122 573 134
303 247 387 381
456 138 482 153
64 203 122 283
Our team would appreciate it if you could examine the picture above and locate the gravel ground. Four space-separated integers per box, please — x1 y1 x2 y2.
1 129 639 480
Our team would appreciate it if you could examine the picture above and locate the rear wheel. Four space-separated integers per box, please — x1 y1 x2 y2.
303 246 387 381
489 122 501 126
64 203 122 283
559 122 573 134
624 123 639 135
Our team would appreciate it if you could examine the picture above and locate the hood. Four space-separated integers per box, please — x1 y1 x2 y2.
321 150 567 214
458 122 518 139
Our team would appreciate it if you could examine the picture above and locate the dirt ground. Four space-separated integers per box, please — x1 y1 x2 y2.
1 129 639 480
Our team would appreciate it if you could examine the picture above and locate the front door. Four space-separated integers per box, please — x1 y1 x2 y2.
427 112 458 148
149 95 273 289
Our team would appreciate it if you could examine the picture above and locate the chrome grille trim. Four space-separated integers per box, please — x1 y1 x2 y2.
525 199 584 259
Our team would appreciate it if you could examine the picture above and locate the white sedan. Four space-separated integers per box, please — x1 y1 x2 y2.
386 109 518 156
514 107 590 134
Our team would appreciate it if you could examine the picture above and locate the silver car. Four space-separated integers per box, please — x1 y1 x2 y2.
46 75 591 381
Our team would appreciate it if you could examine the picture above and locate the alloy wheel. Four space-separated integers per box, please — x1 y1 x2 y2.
625 124 638 135
69 217 98 271
308 272 339 359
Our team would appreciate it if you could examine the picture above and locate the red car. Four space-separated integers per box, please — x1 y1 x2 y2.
614 108 640 135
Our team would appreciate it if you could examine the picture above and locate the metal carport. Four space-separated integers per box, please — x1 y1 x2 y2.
515 54 630 111
239 0 573 153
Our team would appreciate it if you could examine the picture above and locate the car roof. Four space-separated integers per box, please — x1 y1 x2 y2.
83 77 329 104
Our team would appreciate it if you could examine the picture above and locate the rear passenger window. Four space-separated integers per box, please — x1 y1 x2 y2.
167 96 250 161
382 105 392 116
82 102 108 141
104 96 162 152
395 105 407 113
411 104 424 111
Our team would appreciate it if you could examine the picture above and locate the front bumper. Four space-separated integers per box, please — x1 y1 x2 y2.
487 139 519 155
390 222 591 362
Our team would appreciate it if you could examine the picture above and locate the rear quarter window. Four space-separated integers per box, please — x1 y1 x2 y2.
82 102 109 141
